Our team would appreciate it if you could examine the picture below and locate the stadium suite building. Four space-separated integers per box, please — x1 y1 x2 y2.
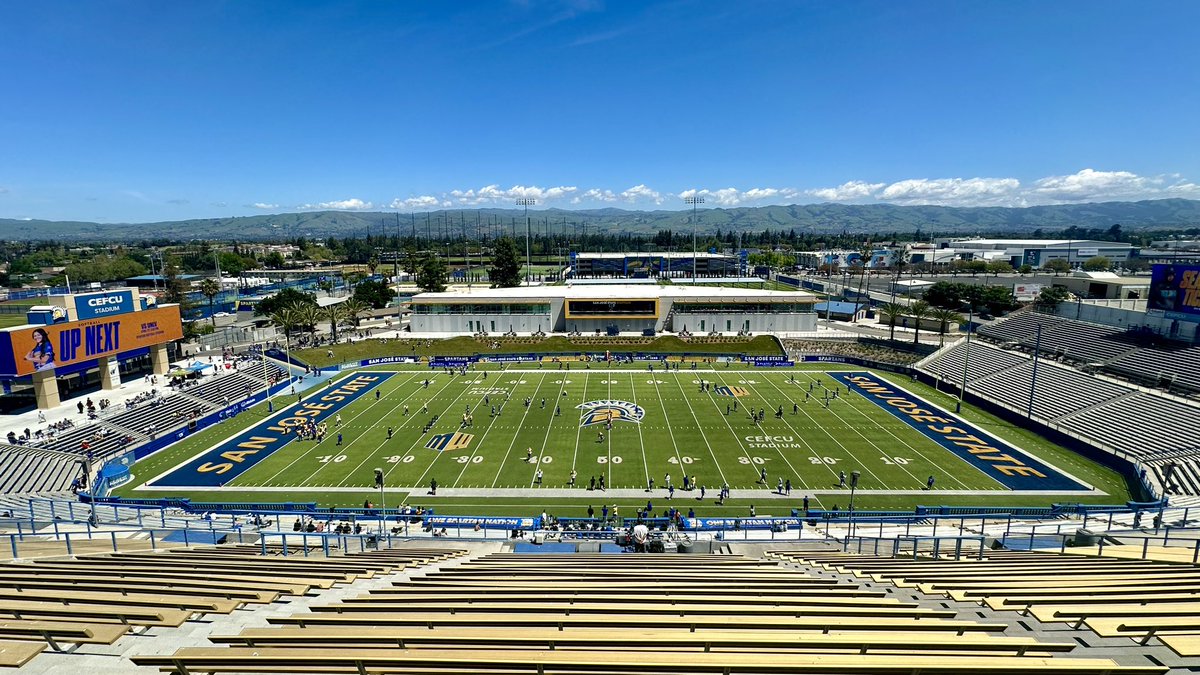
409 284 818 334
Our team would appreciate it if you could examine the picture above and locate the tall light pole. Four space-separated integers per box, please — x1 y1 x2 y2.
956 304 974 414
684 196 704 281
517 198 536 284
844 470 860 551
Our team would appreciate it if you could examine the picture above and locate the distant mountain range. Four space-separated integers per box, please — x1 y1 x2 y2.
3 199 1199 242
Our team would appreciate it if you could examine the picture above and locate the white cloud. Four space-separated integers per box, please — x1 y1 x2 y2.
805 169 1200 207
1030 168 1164 202
0 186 9 194
679 186 801 206
620 184 662 204
806 181 886 202
446 184 578 206
389 195 440 209
249 202 279 210
878 177 1021 206
301 198 373 210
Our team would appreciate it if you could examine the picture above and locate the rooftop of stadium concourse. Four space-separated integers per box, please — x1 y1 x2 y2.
410 284 817 303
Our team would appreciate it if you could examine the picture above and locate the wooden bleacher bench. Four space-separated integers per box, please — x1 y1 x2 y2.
1159 635 1200 658
215 626 1077 656
312 601 950 619
271 611 1005 634
1025 601 1200 629
984 590 1200 611
0 639 44 668
0 619 127 651
1086 617 1200 644
130 646 1168 673
355 591 896 606
0 573 282 602
0 599 192 627
0 588 241 614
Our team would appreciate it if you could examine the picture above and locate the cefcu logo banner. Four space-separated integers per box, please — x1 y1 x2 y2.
150 373 392 487
75 290 135 320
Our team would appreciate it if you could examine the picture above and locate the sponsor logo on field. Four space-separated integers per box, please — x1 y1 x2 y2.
715 385 751 397
576 400 645 427
425 431 474 452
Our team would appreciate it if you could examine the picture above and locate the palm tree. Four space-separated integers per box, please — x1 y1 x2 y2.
269 306 300 355
877 303 907 342
324 303 351 343
198 278 221 326
930 307 965 347
294 303 324 342
343 298 371 327
908 300 934 346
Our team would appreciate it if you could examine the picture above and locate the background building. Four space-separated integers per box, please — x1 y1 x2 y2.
569 251 748 278
410 284 816 334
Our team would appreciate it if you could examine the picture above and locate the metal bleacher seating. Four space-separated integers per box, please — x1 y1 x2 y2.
105 393 213 439
42 423 138 458
0 445 80 494
919 339 1200 496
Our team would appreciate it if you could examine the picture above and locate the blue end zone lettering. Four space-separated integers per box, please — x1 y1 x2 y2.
148 372 394 487
834 372 1089 491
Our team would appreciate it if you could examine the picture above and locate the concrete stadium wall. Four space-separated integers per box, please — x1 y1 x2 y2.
672 312 816 333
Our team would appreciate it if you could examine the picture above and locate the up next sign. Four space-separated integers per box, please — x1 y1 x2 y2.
75 290 135 320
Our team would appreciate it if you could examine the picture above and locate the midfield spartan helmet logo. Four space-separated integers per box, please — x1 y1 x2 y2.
576 400 646 427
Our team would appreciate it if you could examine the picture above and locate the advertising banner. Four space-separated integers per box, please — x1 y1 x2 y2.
74 290 135 320
1012 283 1044 301
1 304 183 377
1149 264 1200 322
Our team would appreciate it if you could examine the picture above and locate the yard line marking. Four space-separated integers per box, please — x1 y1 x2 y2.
409 365 517 491
526 373 569 488
646 372 692 487
568 371 589 479
488 372 551 488
753 371 887 487
708 369 808 490
629 371 650 489
667 371 731 486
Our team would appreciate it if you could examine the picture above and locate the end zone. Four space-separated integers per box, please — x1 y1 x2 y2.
834 371 1091 492
145 372 394 487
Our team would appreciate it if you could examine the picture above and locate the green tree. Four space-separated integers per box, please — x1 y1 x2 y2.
1082 255 1111 272
1042 259 1071 276
1018 264 1033 274
1037 285 1071 310
416 255 447 293
877 302 907 342
489 236 523 288
270 307 300 355
352 279 397 309
198 278 221 326
324 303 351 343
986 260 1013 277
907 300 934 345
263 251 286 268
255 288 317 317
343 298 371 327
929 307 965 347
293 302 324 338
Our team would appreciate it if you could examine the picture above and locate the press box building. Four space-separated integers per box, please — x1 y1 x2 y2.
409 284 818 334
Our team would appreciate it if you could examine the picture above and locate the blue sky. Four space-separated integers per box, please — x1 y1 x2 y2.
2 0 1198 222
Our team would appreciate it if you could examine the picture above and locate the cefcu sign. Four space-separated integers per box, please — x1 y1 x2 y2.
75 290 134 320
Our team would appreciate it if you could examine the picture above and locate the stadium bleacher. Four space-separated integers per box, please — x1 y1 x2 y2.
0 445 80 495
919 339 1200 496
123 548 1180 674
978 311 1200 397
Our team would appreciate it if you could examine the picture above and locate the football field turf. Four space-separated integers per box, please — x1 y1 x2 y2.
135 365 1096 501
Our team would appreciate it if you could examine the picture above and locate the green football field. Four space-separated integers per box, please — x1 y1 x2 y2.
118 364 1130 514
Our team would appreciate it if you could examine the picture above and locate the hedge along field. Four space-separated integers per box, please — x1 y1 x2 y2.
294 335 785 369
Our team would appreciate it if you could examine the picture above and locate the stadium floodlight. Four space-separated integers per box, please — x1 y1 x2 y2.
684 196 705 281
517 198 536 284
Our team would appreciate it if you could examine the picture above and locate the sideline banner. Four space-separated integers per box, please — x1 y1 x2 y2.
425 515 535 529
